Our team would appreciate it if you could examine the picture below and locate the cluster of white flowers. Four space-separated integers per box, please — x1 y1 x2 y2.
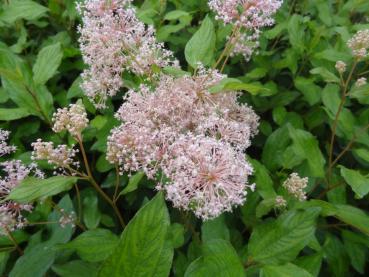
335 61 347 74
282 173 308 201
52 103 89 138
0 131 44 234
347 29 369 59
0 129 16 157
108 68 259 219
355 77 367 87
78 0 178 108
208 0 282 60
31 139 80 175
274 195 287 208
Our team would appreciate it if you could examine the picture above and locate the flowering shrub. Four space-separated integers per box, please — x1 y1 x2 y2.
0 0 369 276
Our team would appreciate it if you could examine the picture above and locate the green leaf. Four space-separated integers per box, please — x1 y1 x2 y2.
248 208 320 264
249 159 277 200
310 67 340 83
294 77 321 105
99 193 173 277
0 108 31 121
335 205 369 235
52 261 98 277
82 190 101 230
201 215 230 243
342 231 366 274
340 166 369 199
300 201 369 235
185 16 215 68
261 263 313 277
323 235 349 277
262 125 291 171
288 125 326 177
60 229 119 263
33 43 63 85
9 196 74 277
6 176 78 203
184 239 244 277
168 223 185 248
294 253 323 277
287 15 305 54
0 0 48 24
119 171 145 195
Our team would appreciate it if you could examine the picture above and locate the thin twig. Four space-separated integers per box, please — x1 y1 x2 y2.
77 136 125 228
4 227 23 255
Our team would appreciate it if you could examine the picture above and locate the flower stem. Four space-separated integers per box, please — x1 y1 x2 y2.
5 227 23 256
77 136 125 228
327 60 358 185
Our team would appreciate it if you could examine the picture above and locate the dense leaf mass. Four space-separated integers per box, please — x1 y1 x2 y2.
0 0 369 276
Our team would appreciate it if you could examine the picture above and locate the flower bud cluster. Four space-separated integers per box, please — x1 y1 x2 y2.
282 173 308 201
355 77 367 87
52 103 89 138
275 195 287 208
347 29 369 59
208 0 282 60
335 61 346 74
77 0 178 108
31 139 80 175
0 159 44 234
0 129 16 157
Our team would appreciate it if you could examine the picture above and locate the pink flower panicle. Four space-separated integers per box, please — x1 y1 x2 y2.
158 135 255 220
282 173 308 201
52 103 89 138
208 0 283 60
31 139 80 175
108 68 259 219
0 129 16 157
78 0 178 108
347 29 369 59
0 160 44 234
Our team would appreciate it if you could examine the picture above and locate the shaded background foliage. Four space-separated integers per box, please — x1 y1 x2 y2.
1 0 369 276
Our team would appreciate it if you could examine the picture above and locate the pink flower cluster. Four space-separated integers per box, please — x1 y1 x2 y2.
0 131 44 234
78 0 178 108
0 129 16 157
208 0 282 60
108 68 259 219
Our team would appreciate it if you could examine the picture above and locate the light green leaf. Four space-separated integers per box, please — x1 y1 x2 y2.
0 108 31 121
262 125 291 171
6 176 78 203
52 261 98 277
342 231 366 274
249 159 277 199
99 193 173 277
201 215 230 243
340 166 369 198
294 253 323 277
185 16 215 68
310 67 340 83
9 196 74 277
119 171 145 195
33 43 63 85
60 229 119 263
248 208 320 264
0 0 48 24
184 239 244 277
288 125 326 177
82 190 101 230
168 223 185 249
261 263 313 277
287 15 305 53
